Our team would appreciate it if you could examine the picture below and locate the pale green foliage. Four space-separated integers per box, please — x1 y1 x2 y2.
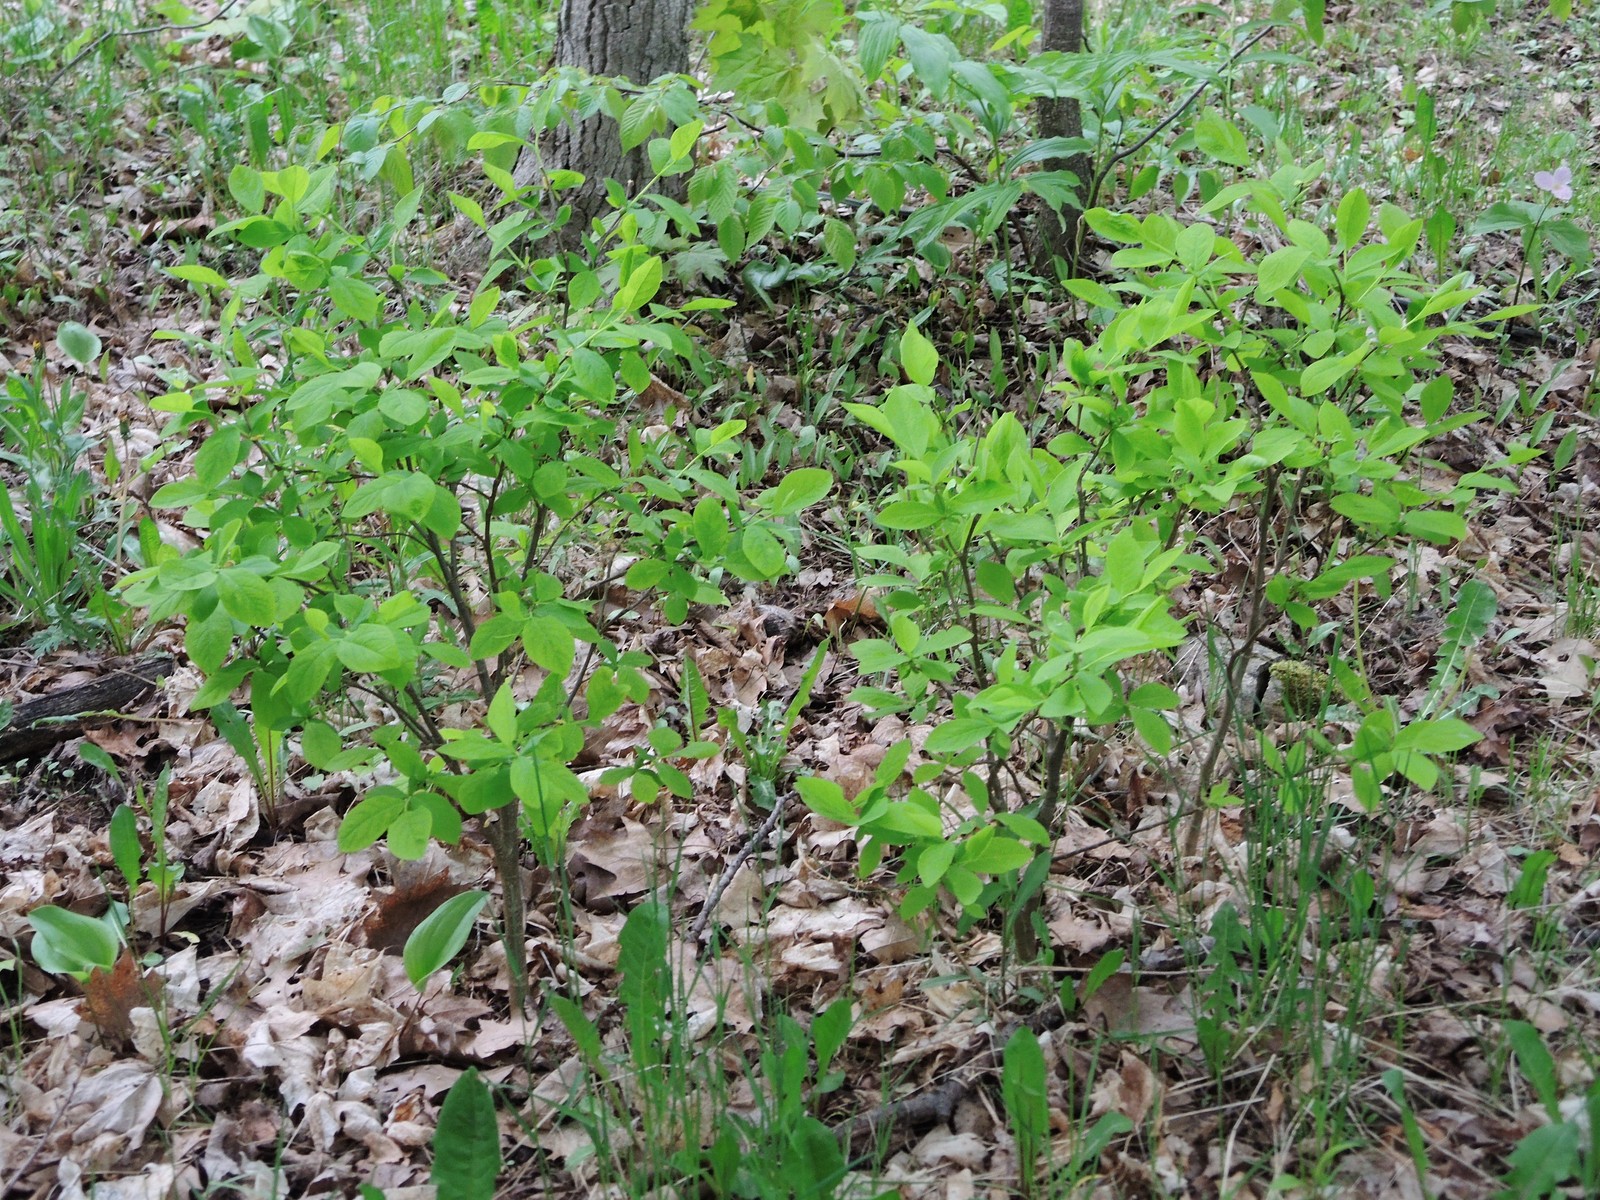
694 0 863 129
798 168 1524 917
129 159 833 878
403 890 489 991
7 1 1582 1192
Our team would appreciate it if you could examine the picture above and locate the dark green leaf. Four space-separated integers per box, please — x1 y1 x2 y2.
109 806 141 892
432 1070 501 1200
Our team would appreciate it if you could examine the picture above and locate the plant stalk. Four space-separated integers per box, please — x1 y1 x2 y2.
487 804 530 1011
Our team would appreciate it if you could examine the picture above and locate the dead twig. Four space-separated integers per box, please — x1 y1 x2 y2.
690 793 788 957
833 998 1072 1153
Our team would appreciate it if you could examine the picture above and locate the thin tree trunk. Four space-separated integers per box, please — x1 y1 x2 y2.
1033 0 1092 274
532 0 694 243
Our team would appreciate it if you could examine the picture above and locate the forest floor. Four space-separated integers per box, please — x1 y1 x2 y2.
2 1 1599 1198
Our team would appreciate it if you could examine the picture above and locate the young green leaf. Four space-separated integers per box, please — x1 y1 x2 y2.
1507 851 1555 911
1335 187 1370 251
1392 717 1479 755
618 901 671 1071
1194 110 1251 167
811 997 853 1083
765 468 834 517
823 217 857 271
899 322 938 387
551 993 604 1064
109 805 142 894
796 776 858 824
27 905 120 979
56 322 102 365
76 741 123 782
1001 1027 1049 1174
403 889 490 990
1505 1020 1561 1119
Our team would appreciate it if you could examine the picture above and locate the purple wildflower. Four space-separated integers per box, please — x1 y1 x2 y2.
1534 164 1573 202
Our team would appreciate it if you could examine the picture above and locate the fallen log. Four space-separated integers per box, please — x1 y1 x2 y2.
0 654 173 763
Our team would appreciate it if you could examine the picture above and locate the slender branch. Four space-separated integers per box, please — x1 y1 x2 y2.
420 529 528 1006
0 1073 78 1195
956 518 990 692
519 502 550 584
1035 718 1072 838
487 801 530 1009
689 795 787 958
1182 465 1280 858
480 467 507 598
1010 717 1072 962
47 0 250 88
424 529 496 700
1082 24 1276 217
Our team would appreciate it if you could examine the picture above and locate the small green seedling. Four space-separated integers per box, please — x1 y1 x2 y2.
1059 949 1124 1016
81 745 182 936
1002 1027 1050 1194
1498 1020 1600 1196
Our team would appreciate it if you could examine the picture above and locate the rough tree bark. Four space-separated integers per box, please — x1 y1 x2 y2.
525 0 694 242
1032 0 1092 274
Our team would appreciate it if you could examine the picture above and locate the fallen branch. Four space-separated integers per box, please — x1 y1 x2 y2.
689 793 787 957
0 654 172 763
833 997 1072 1153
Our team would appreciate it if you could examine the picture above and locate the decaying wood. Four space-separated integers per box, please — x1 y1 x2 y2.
832 999 1071 1153
0 655 173 763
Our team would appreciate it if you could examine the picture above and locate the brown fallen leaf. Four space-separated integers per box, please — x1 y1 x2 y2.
78 951 164 1045
360 872 467 954
823 591 882 637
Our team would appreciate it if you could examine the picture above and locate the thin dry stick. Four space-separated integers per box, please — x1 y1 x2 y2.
690 795 786 957
1219 1050 1278 1185
47 0 249 88
1011 721 1072 962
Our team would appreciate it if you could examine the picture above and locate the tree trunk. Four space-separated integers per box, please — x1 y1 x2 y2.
1033 0 1092 275
537 0 694 243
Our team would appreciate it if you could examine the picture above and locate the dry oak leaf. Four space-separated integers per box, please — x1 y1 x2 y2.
822 591 883 637
1537 637 1598 701
78 952 164 1045
1088 1050 1160 1125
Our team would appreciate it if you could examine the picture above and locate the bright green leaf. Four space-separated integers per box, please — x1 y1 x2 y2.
403 889 490 990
